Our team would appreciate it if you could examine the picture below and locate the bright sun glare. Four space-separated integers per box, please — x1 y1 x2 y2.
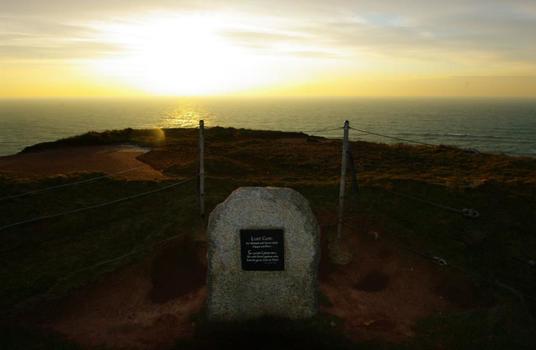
90 15 283 95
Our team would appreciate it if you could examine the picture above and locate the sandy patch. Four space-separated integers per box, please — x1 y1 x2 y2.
0 145 166 181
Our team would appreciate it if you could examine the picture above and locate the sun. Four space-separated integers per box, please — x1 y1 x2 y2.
90 14 274 95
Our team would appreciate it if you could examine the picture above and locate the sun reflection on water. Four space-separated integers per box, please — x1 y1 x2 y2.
159 100 211 128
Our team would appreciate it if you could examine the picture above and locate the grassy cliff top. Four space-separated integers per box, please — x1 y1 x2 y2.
20 127 536 187
1 127 535 349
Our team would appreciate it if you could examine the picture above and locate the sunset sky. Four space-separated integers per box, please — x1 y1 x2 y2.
1 0 536 97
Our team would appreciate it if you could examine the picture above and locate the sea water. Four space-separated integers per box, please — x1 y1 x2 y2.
0 97 535 157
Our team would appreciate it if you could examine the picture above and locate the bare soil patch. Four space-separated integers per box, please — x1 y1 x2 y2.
43 237 206 349
318 217 480 343
150 239 207 304
354 270 390 292
0 145 166 180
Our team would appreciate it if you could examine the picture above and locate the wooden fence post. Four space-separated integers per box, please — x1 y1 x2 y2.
336 120 350 240
199 120 205 218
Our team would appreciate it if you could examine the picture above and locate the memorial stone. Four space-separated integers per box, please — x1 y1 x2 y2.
206 187 320 321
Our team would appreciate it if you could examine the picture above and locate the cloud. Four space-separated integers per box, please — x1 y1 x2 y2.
220 29 342 59
0 42 120 60
276 2 536 67
1 0 535 70
0 0 217 19
221 30 304 48
0 16 122 60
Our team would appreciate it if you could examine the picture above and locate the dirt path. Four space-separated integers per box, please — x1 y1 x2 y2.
40 216 480 349
0 145 166 181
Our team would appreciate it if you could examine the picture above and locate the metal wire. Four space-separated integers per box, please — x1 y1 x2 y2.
341 220 449 266
341 122 531 308
343 205 533 307
378 187 480 218
51 233 180 288
0 165 146 202
12 232 185 313
300 126 343 134
0 177 195 232
349 126 437 146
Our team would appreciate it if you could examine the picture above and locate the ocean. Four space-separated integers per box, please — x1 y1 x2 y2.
0 97 535 157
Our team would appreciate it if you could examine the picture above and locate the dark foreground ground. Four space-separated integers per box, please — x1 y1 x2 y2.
0 127 535 349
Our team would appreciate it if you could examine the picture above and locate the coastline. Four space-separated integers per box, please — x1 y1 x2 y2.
1 127 534 187
2 97 536 158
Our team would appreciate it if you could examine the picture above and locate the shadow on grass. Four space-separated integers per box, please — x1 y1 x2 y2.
0 323 79 350
175 313 356 350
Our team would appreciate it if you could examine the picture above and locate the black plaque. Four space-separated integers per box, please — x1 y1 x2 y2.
240 229 284 271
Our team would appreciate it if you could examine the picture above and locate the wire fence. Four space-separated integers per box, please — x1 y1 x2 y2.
299 126 343 134
341 197 534 311
2 171 198 312
348 126 438 146
0 121 486 234
49 233 183 293
376 186 480 218
12 232 187 313
0 165 147 202
0 177 195 232
336 121 533 311
1 120 533 314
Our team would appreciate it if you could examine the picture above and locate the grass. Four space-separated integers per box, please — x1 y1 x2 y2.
1 127 535 349
0 323 79 350
173 307 352 350
408 302 536 350
0 176 200 314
